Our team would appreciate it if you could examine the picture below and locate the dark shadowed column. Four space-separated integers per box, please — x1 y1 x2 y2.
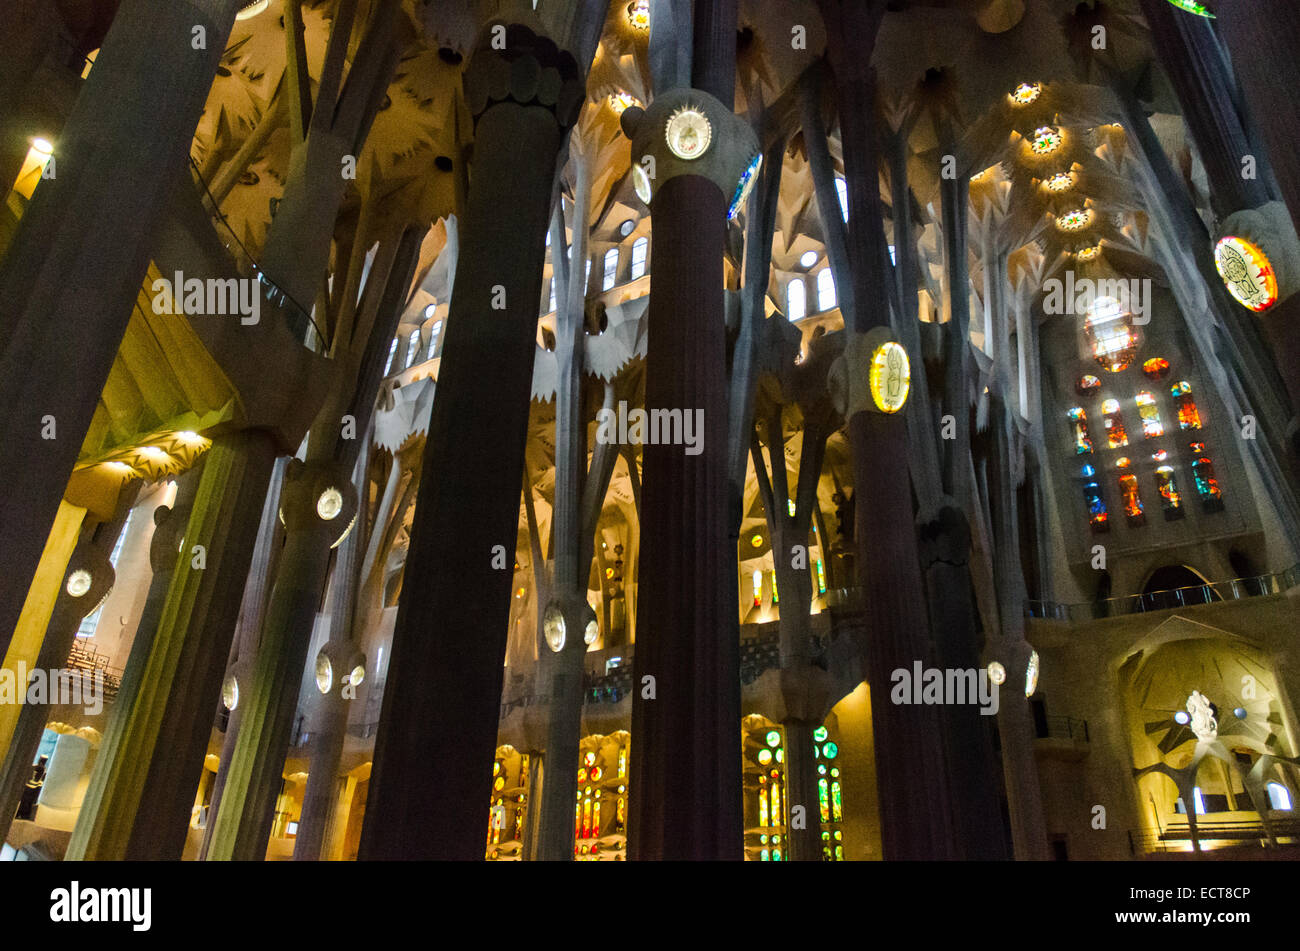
358 27 584 860
0 0 243 661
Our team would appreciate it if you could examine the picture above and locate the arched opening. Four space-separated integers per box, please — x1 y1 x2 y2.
1140 565 1219 611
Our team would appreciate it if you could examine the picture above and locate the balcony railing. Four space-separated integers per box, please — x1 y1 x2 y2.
1026 564 1300 622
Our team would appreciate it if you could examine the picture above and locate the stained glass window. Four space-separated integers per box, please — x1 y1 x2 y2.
426 319 443 359
1083 472 1108 532
1076 375 1100 396
485 748 529 860
406 329 420 367
1009 82 1041 105
1118 473 1145 526
571 736 630 860
1155 465 1183 517
1030 126 1062 154
835 177 848 222
1086 298 1138 372
770 571 779 604
1171 381 1202 430
384 337 399 375
1135 392 1164 439
1102 399 1129 448
1143 357 1170 380
752 569 762 606
1068 407 1093 454
815 559 826 594
1056 207 1093 232
1192 454 1223 509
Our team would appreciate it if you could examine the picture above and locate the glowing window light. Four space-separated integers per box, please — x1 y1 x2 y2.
750 534 763 548
787 278 806 321
426 319 443 359
1056 207 1093 232
813 726 828 743
1152 449 1168 462
1192 787 1206 815
869 340 911 413
31 137 54 157
770 570 779 604
608 92 641 115
1101 399 1129 448
1192 455 1222 502
815 559 826 594
1043 171 1075 193
1068 407 1093 454
1155 465 1182 511
1116 456 1131 469
1009 82 1041 106
1076 245 1101 262
819 778 830 822
1086 298 1138 372
1076 374 1101 396
1267 782 1292 811
728 152 762 221
816 267 837 311
384 337 399 374
1171 381 1202 430
1135 392 1164 438
1143 357 1170 380
1118 473 1145 523
236 0 269 19
1214 235 1277 312
765 730 781 748
626 0 650 30
1166 0 1215 18
752 569 762 606
1029 126 1062 155
1083 478 1107 530
630 236 648 279
602 248 619 291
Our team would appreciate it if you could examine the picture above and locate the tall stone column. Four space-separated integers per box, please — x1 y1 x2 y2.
1216 2 1300 238
985 395 1049 860
623 4 753 849
359 27 585 860
818 0 959 860
0 0 244 660
66 431 277 860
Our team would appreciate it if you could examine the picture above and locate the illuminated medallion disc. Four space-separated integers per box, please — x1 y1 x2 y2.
222 673 240 711
1025 650 1040 697
987 662 1007 686
66 568 93 597
1214 235 1278 312
315 653 333 693
868 341 911 414
543 603 566 652
632 161 652 204
665 106 711 160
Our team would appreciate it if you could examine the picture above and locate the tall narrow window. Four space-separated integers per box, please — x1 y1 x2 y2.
405 329 420 367
1191 453 1223 510
1102 399 1129 448
630 237 648 280
1085 297 1139 372
1171 381 1202 430
1068 407 1093 454
787 279 806 321
769 570 779 604
426 319 443 359
78 510 135 638
602 248 619 290
1118 472 1145 526
384 337 399 375
835 177 848 221
1082 465 1108 532
1268 782 1293 811
1135 391 1163 438
548 278 557 314
1154 465 1183 518
752 569 762 606
584 258 592 291
816 267 836 311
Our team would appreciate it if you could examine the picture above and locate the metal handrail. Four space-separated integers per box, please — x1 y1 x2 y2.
1026 563 1300 622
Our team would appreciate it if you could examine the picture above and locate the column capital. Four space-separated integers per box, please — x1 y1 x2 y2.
622 87 760 216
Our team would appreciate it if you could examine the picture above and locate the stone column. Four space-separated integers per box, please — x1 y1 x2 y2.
1216 2 1300 238
66 430 277 860
358 27 584 860
918 506 1011 859
985 395 1049 860
624 54 754 852
0 0 244 660
819 0 957 859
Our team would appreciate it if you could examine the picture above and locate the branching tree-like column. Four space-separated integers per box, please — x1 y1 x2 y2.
359 23 591 860
0 0 245 661
816 0 957 859
626 0 758 859
67 431 278 860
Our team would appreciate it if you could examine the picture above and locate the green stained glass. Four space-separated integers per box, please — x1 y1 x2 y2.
812 726 828 742
822 741 838 759
831 781 843 822
1166 0 1214 17
765 729 781 748
818 778 830 823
